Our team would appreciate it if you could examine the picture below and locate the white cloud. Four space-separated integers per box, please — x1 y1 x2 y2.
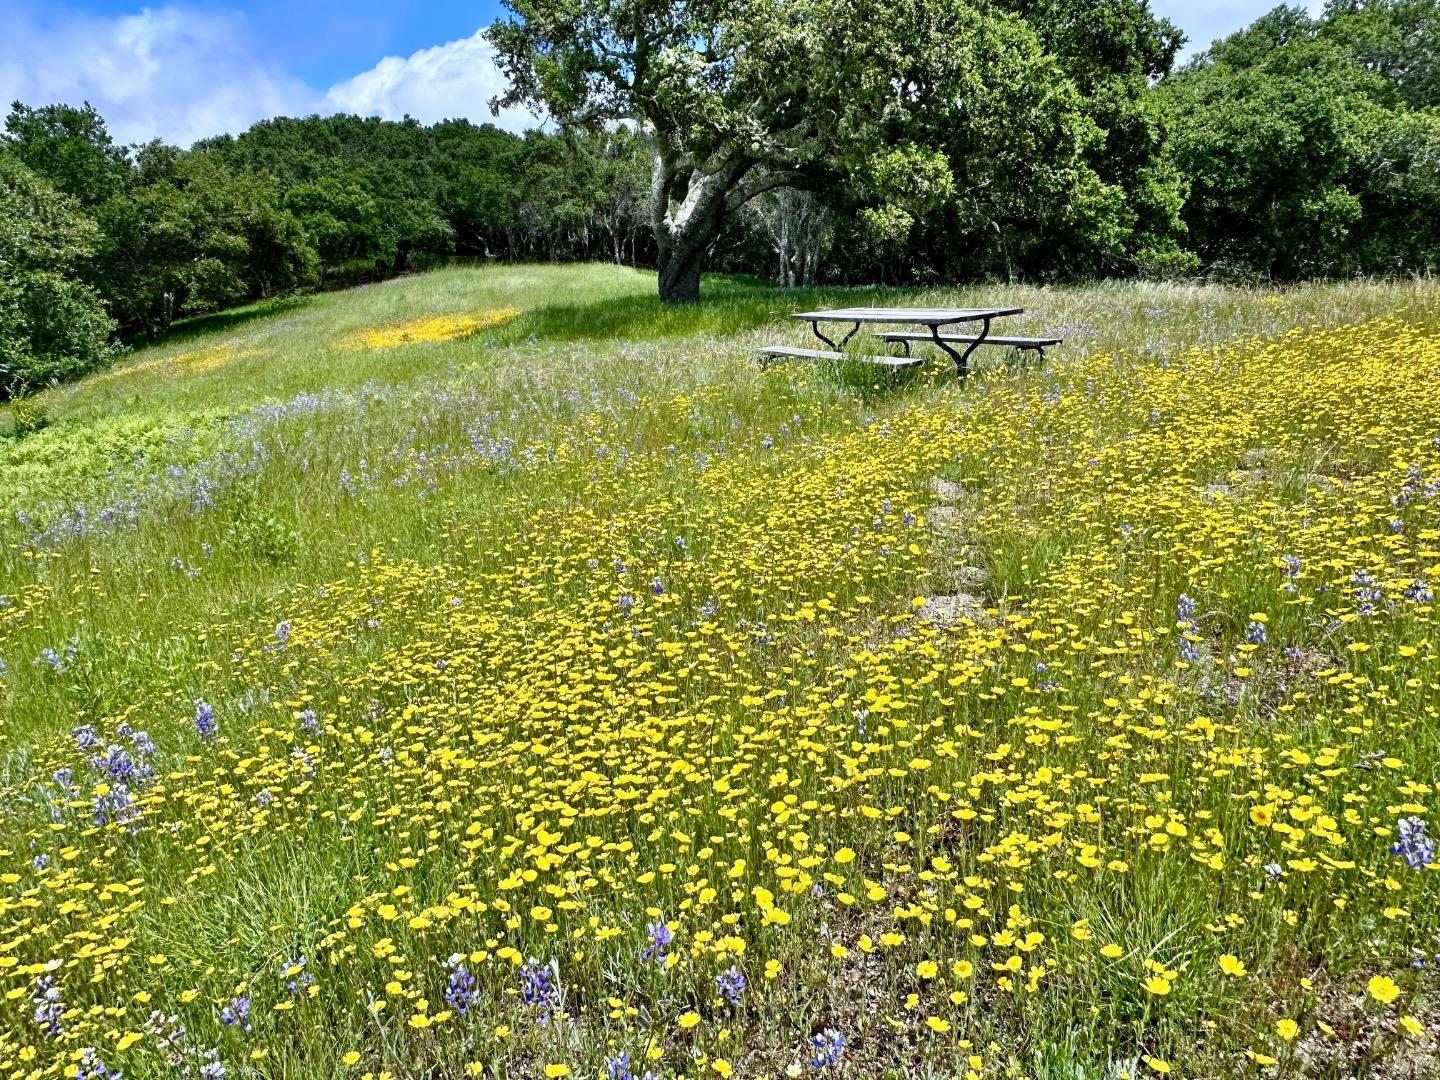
0 5 319 147
324 31 544 134
0 7 543 145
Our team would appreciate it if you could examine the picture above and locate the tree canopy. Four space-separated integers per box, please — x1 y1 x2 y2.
0 153 114 396
1160 0 1440 278
489 0 1191 299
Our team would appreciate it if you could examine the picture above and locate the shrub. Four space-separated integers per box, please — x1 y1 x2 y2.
0 154 115 397
224 506 301 566
3 396 49 438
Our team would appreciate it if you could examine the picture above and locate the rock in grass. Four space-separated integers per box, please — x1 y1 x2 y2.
949 566 989 589
916 593 990 627
927 505 963 530
929 476 964 503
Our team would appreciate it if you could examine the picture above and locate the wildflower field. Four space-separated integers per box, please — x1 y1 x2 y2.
2 265 1440 1080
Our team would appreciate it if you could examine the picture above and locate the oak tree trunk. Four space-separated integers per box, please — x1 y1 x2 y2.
658 244 705 302
653 153 749 303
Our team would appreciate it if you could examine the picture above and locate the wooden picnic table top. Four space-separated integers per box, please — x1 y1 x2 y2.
791 306 1023 326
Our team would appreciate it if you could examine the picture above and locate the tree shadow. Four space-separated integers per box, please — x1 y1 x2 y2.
500 276 911 345
132 295 312 347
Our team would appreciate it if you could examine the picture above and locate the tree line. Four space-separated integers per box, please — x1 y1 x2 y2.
3 0 1440 397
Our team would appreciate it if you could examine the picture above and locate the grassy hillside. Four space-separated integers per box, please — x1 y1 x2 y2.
2 265 1440 1079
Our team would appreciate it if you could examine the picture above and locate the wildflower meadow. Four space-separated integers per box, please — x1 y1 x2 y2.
1 265 1439 1079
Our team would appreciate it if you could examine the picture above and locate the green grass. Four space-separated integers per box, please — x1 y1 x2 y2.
2 264 1440 1080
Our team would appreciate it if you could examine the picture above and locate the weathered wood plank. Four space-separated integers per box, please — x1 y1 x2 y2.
758 345 923 369
790 306 1023 324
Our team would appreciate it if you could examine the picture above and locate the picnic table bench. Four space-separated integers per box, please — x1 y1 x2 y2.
759 305 1045 378
758 345 923 369
878 331 1062 360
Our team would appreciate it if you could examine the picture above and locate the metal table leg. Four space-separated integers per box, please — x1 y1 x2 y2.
811 320 859 350
927 317 992 378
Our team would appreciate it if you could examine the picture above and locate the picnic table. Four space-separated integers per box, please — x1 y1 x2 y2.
761 305 1048 378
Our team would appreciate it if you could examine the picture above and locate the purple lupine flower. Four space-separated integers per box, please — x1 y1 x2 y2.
650 578 665 596
642 921 673 962
275 620 291 647
1245 621 1268 646
1404 581 1433 604
716 965 745 1007
606 1053 634 1080
520 960 557 1021
809 1029 846 1070
617 594 634 616
282 955 313 995
72 725 101 752
1038 676 1060 692
220 997 251 1033
1351 570 1383 615
194 699 217 740
93 744 151 787
92 783 136 828
298 709 319 733
32 976 62 1037
1175 595 1196 625
1391 816 1436 870
143 1010 190 1067
75 1048 121 1080
444 954 477 1014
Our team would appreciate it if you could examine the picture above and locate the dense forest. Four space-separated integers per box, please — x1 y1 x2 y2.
3 0 1440 397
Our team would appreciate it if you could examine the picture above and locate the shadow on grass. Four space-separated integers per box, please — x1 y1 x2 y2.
500 276 911 345
133 295 312 347
827 359 920 399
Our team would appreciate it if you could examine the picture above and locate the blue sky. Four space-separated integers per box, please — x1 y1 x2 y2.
1 1 1306 147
